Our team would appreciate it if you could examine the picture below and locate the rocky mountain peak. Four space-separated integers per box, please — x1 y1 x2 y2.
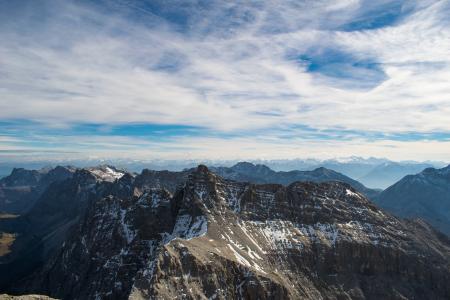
185 165 218 193
85 165 125 182
193 164 210 176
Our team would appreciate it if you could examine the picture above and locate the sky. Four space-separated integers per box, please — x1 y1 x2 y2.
1 0 450 162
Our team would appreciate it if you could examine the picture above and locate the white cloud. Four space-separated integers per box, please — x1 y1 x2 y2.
0 0 450 160
2 133 450 162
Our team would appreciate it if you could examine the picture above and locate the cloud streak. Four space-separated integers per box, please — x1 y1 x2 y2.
0 0 450 160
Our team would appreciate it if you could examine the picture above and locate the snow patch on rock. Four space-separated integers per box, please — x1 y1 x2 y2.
346 189 361 199
120 208 136 244
164 214 208 244
88 166 125 182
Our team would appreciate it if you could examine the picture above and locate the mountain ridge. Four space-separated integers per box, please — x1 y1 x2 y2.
5 165 450 299
210 162 380 199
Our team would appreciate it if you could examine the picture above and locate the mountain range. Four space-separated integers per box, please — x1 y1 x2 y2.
209 162 380 199
0 164 449 299
0 157 444 189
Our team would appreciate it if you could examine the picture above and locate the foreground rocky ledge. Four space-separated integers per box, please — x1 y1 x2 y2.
0 295 56 300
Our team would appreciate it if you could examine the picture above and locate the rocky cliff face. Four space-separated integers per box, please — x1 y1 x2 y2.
17 165 450 299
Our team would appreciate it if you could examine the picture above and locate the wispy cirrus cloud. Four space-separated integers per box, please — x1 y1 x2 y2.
0 0 449 160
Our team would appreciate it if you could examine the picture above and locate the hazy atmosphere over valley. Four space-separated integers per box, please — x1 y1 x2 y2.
1 1 450 299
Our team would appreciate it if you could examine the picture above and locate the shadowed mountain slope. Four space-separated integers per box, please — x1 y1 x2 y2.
375 165 450 236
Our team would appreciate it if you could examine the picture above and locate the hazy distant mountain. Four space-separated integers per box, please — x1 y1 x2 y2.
358 162 435 189
375 165 450 235
217 157 444 189
0 166 75 214
210 162 380 199
260 157 390 178
5 165 450 299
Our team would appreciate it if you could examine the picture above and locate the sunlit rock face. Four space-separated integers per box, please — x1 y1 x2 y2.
7 166 450 299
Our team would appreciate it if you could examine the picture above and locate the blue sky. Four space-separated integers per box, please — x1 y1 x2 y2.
1 0 450 161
